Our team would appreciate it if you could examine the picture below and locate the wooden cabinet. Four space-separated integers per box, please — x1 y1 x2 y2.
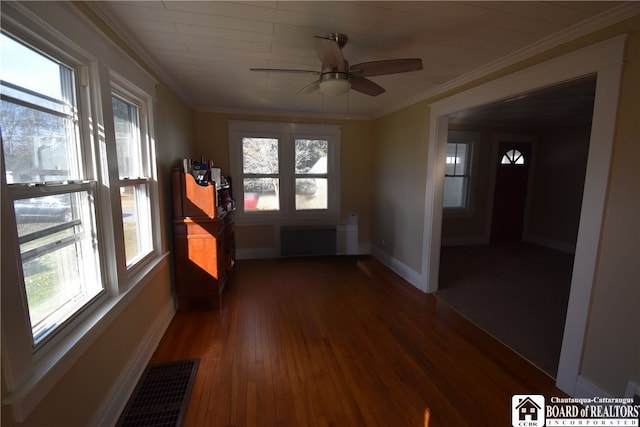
172 167 235 310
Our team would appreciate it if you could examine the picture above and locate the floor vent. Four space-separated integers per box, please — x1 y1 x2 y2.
116 359 199 427
281 226 337 256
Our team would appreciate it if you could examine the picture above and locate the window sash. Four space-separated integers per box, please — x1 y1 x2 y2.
112 94 145 179
444 136 475 211
445 142 470 177
111 90 154 269
443 176 469 209
119 180 153 266
9 184 103 346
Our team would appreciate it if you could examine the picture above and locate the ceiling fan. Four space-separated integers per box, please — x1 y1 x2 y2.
250 33 423 97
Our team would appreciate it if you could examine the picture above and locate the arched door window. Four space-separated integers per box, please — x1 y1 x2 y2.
501 149 525 165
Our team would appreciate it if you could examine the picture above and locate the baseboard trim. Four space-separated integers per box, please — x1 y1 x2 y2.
523 234 576 254
370 245 424 292
238 243 371 260
91 298 175 427
236 247 279 260
574 375 612 398
441 236 488 247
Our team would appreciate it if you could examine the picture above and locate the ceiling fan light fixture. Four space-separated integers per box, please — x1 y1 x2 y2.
251 33 423 97
319 79 351 96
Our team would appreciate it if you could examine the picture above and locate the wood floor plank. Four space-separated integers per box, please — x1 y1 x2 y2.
150 256 565 426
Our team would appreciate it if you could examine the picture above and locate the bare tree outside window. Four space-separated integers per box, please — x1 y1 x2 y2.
242 137 279 211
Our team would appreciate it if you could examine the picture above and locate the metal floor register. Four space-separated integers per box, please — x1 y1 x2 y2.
116 359 199 427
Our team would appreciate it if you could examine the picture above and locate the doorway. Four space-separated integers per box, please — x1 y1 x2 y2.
438 81 593 377
422 36 625 394
491 141 532 242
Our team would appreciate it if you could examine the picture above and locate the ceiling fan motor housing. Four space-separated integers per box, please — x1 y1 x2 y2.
326 33 348 49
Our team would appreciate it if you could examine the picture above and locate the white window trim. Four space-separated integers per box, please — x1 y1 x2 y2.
109 72 162 282
228 120 341 226
1 3 165 421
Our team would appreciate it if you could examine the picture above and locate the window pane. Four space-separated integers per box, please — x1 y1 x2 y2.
112 95 142 178
0 33 65 101
501 149 525 165
242 138 278 174
14 194 73 236
121 184 152 265
295 178 327 210
243 178 279 211
446 143 467 176
15 191 102 344
1 101 80 183
295 139 328 174
443 176 468 208
1 34 79 184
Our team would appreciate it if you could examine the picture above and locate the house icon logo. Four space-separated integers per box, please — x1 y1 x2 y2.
512 395 545 427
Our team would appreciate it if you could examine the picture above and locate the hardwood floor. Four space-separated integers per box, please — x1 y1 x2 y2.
150 256 564 427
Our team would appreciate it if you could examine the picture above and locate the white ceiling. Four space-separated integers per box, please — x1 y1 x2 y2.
94 1 633 119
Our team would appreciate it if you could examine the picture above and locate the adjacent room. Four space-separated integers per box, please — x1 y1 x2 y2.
437 76 597 377
1 2 638 426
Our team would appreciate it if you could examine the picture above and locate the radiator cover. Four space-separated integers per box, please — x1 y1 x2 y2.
280 226 337 256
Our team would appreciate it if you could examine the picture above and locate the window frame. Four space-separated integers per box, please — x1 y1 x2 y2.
1 30 108 347
0 4 165 421
443 130 479 214
229 121 341 225
110 82 158 272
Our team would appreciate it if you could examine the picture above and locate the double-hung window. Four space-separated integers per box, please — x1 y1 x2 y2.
1 32 103 346
229 121 340 222
443 130 477 210
294 138 329 211
112 92 153 267
1 9 161 418
241 136 280 212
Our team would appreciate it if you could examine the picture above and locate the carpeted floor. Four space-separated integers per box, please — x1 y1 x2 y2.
436 242 574 377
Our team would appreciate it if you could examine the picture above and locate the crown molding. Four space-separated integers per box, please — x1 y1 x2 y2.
196 104 371 122
84 2 193 107
373 2 640 119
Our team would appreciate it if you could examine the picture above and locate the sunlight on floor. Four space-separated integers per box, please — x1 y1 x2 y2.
424 407 431 426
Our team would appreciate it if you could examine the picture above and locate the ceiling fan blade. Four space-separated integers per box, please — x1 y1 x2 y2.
350 76 385 96
314 36 346 71
350 58 423 77
250 68 320 75
297 79 321 95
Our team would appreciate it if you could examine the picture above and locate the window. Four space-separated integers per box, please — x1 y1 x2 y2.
242 137 280 212
1 10 162 418
1 32 104 346
443 131 478 210
501 149 526 165
295 139 328 210
229 121 340 222
112 93 153 267
443 141 471 209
